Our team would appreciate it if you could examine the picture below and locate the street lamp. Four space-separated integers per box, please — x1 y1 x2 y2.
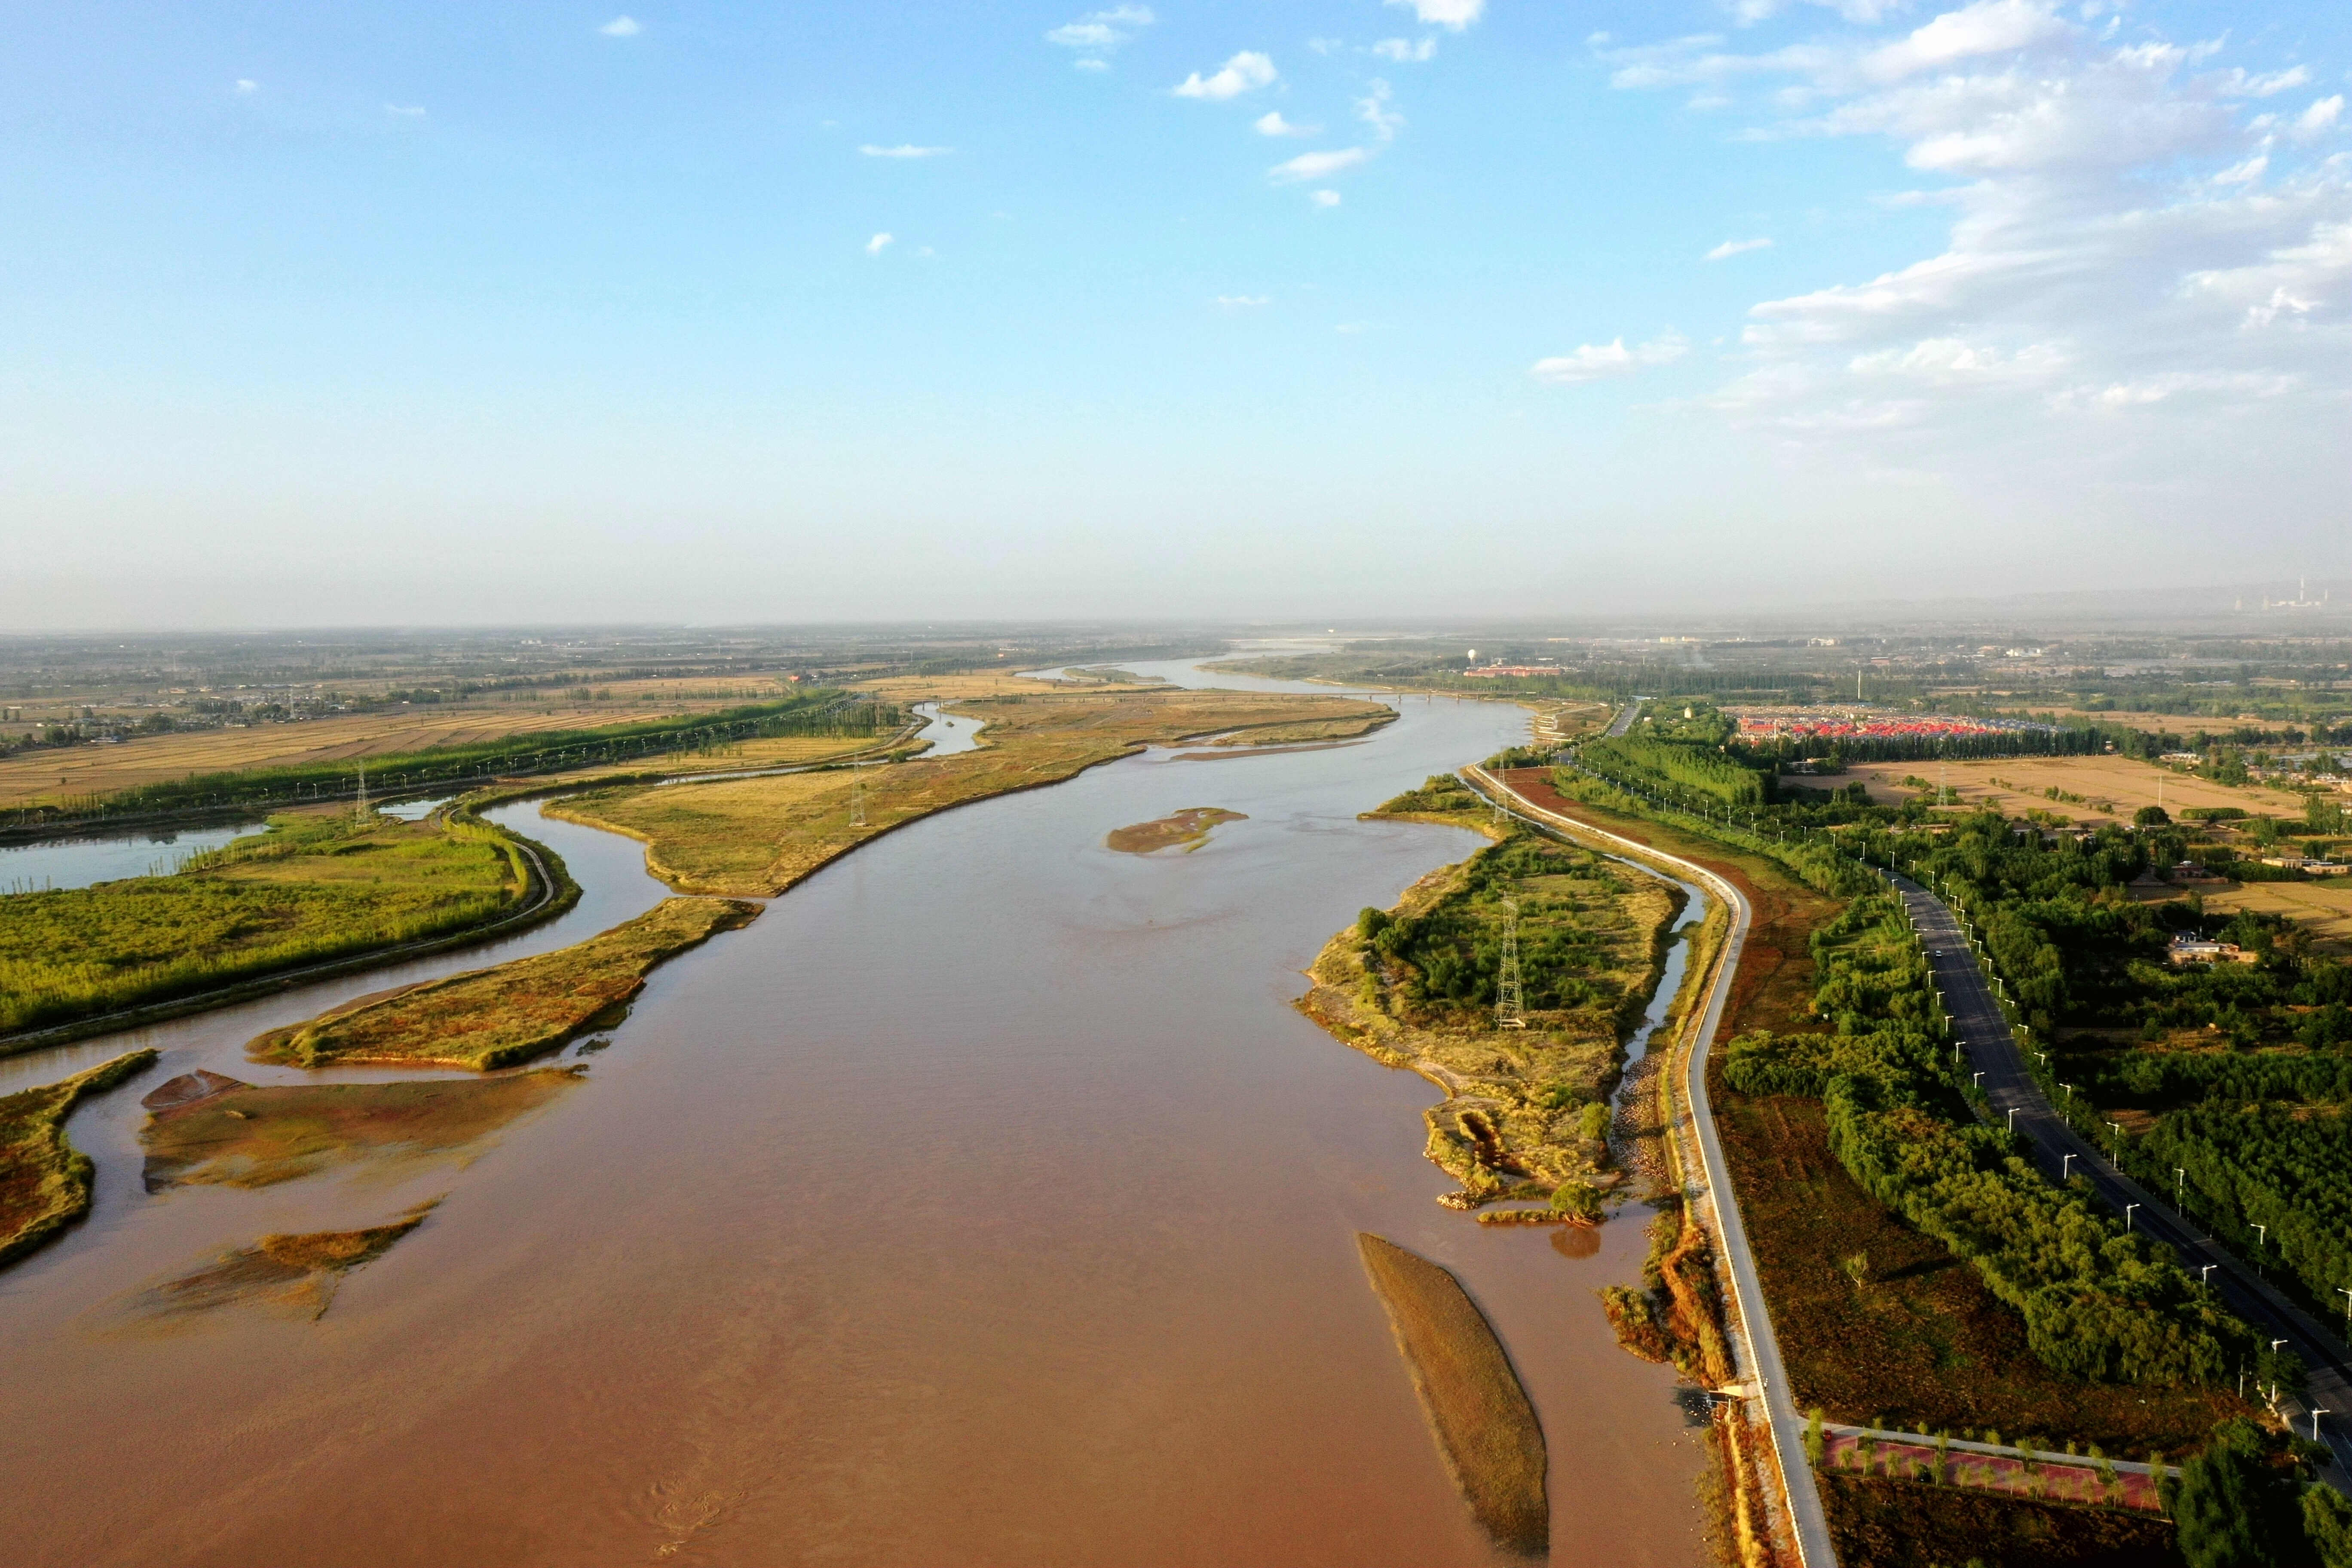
2126 1204 2139 1231
2256 1224 2268 1250
2202 1265 2216 1290
2316 1409 2332 1443
2008 1107 2019 1132
2176 1168 2187 1205
1974 1072 1984 1090
2063 1154 2076 1180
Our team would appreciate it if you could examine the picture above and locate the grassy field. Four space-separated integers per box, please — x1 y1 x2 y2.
1105 808 1246 854
1506 780 2254 1455
0 1049 156 1269
1816 1473 2181 1568
140 1069 580 1189
250 896 760 1070
1845 754 2309 824
119 1202 436 1324
0 812 531 1038
548 688 1387 896
1357 1232 1548 1557
1298 776 1680 1209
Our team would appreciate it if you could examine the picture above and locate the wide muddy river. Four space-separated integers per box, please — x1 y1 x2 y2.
0 660 1707 1566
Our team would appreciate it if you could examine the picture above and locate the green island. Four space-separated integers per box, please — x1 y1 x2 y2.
116 1201 438 1325
547 687 1388 895
1299 772 1681 1219
0 809 554 1044
249 896 760 1070
139 1068 581 1189
0 1049 156 1266
1104 807 1245 854
1357 1231 1549 1558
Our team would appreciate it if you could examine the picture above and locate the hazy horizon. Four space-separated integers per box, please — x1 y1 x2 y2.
8 0 2347 628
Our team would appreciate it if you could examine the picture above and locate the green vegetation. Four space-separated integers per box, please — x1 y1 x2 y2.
1301 785 1680 1204
249 896 760 1070
1719 888 2264 1386
1884 808 2352 1321
1581 732 1768 808
0 811 540 1038
1103 807 1246 854
0 1049 155 1268
1355 1232 1547 1557
2164 1420 2311 1568
139 1069 580 1189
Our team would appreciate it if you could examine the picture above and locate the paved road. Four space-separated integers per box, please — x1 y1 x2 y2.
1465 766 1836 1568
1890 870 2352 1483
1603 698 1647 738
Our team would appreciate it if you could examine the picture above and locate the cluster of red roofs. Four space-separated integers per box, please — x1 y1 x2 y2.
1733 711 2025 740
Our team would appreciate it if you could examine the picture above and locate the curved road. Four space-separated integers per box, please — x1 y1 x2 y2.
1464 763 1835 1568
1888 870 2352 1487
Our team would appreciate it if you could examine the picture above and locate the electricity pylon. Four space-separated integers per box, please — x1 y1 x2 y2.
849 760 868 828
355 759 369 821
1495 897 1526 1029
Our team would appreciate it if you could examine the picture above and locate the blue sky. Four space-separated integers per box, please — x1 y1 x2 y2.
5 1 2347 626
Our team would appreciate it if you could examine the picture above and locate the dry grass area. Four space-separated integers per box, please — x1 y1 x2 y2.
1844 754 2308 823
249 896 760 1070
1817 1472 2181 1568
139 1068 579 1189
0 694 800 807
1194 712 1396 747
1356 1232 1548 1557
2183 879 2352 952
116 1201 437 1324
1104 808 1246 854
845 670 1068 703
0 1049 156 1268
550 688 1386 896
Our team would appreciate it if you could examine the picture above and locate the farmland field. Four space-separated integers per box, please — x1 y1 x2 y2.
1842 754 2310 823
0 689 826 808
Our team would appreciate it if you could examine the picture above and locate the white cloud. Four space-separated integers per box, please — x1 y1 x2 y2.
1859 1 2069 83
1357 80 1403 142
598 15 640 37
1172 51 1277 100
1529 332 1690 384
1386 0 1482 32
1215 295 1272 307
2213 66 2310 99
1074 57 1110 72
865 233 894 257
234 79 257 94
1372 38 1437 63
1590 5 2352 523
1048 5 1154 52
1311 190 1343 208
1706 237 1774 260
1269 147 1369 183
859 144 952 158
1254 111 1318 137
2293 96 2343 143
386 103 426 117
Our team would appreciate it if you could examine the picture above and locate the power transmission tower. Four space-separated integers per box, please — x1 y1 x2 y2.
355 759 368 821
1495 897 1526 1029
849 760 868 828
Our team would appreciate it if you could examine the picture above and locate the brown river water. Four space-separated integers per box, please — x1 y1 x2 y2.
0 661 1708 1567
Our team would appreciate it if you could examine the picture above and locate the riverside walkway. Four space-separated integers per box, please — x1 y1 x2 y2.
1463 761 1836 1568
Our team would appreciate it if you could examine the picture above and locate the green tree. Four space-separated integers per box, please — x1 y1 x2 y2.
2138 804 2173 826
2305 1484 2352 1568
2166 1421 2305 1568
1802 1408 1825 1467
